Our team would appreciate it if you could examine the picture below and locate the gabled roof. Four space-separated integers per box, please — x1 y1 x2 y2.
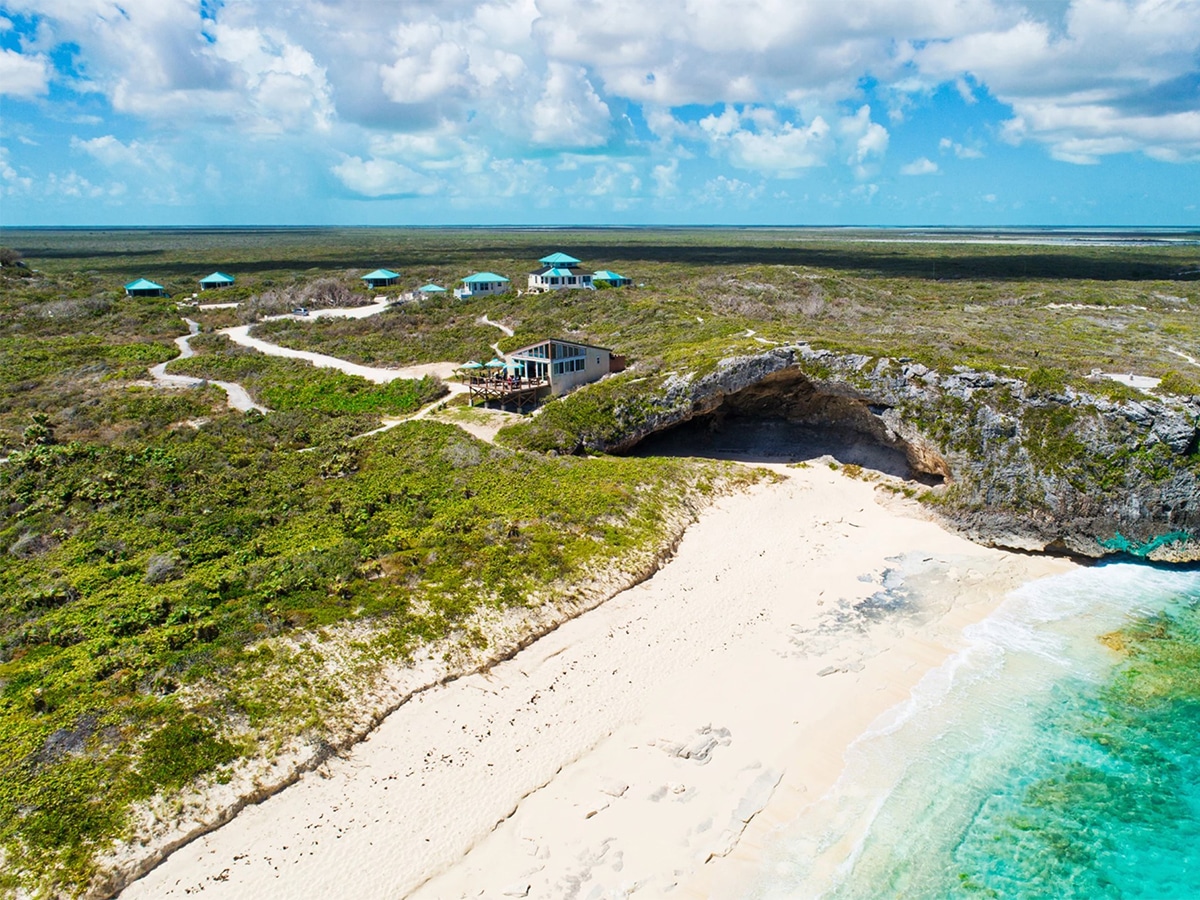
418 283 447 292
510 336 614 357
124 278 164 291
593 270 628 281
539 252 581 266
199 271 235 284
462 272 510 283
361 268 400 281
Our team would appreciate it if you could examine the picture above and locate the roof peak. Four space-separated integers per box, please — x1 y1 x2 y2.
538 252 582 265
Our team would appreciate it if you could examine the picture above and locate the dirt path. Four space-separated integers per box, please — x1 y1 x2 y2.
478 314 514 337
149 319 267 413
220 324 460 384
164 303 521 440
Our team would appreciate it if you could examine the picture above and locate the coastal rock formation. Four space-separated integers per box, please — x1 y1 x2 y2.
593 346 1200 562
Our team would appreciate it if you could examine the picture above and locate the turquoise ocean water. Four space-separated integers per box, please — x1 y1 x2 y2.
751 562 1200 899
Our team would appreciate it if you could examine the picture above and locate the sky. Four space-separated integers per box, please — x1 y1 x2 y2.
1 0 1198 226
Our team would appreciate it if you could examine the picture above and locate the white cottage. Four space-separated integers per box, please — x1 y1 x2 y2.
527 252 594 292
455 272 511 299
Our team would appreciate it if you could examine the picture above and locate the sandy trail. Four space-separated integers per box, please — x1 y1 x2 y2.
305 299 391 320
120 464 1072 900
149 318 267 413
478 314 515 337
221 324 460 384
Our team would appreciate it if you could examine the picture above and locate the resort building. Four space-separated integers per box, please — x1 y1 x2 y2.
592 270 632 288
417 283 446 294
455 272 511 299
124 278 166 297
461 337 624 411
508 338 620 396
361 268 401 289
527 252 594 292
199 271 236 290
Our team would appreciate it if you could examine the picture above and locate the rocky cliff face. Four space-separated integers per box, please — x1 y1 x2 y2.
598 346 1200 562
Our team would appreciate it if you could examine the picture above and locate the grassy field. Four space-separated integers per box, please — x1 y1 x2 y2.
1 226 1198 894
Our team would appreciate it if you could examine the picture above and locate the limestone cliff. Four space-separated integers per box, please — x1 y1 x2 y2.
581 346 1200 562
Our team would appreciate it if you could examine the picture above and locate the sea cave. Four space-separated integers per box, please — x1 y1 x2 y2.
627 367 948 486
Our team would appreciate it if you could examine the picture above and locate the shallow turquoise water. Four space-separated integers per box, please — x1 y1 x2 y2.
752 563 1200 899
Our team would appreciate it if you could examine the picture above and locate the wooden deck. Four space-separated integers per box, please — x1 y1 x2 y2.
464 375 549 412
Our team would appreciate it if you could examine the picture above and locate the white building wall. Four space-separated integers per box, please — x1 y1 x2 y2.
548 346 611 395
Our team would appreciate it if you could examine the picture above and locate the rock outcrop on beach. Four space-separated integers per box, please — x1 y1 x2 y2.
574 346 1200 562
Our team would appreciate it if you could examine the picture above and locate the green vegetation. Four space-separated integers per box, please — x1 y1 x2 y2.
168 333 445 416
1 226 1198 895
1159 370 1200 398
250 302 501 367
0 419 743 891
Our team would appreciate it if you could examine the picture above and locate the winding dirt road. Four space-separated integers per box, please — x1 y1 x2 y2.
149 319 268 413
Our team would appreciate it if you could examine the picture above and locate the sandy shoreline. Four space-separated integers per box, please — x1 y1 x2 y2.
119 463 1074 899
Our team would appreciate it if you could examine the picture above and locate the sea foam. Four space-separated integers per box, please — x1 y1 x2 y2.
749 562 1200 899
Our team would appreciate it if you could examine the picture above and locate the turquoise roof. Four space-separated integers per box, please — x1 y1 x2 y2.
125 278 164 291
539 267 580 278
539 252 581 265
362 268 400 281
462 272 510 283
199 271 235 284
593 270 628 281
418 283 447 292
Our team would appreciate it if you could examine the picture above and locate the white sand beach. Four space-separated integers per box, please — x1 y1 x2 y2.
119 462 1073 900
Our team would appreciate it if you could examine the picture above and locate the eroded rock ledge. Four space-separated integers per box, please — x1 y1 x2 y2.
600 346 1200 562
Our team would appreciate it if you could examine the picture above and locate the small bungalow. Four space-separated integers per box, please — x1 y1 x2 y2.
361 268 401 289
455 272 511 299
198 271 236 290
528 251 594 292
417 283 447 294
508 337 621 396
125 278 166 297
592 270 632 288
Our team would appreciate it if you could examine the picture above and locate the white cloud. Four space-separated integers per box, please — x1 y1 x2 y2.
0 148 33 194
207 22 334 133
529 63 611 148
839 105 889 179
379 22 473 104
533 0 1001 108
71 135 175 170
699 174 764 205
901 157 939 175
333 156 438 197
7 0 1200 218
913 0 1200 163
699 105 835 177
939 136 985 159
652 158 680 197
0 47 50 97
44 170 126 200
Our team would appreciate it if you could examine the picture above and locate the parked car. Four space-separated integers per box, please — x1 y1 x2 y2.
293 306 309 316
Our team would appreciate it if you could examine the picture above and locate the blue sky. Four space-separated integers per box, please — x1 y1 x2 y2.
1 0 1198 226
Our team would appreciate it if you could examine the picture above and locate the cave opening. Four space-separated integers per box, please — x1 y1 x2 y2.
626 368 946 486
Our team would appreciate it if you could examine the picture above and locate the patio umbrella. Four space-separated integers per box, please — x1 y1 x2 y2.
459 360 484 369
485 358 506 368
